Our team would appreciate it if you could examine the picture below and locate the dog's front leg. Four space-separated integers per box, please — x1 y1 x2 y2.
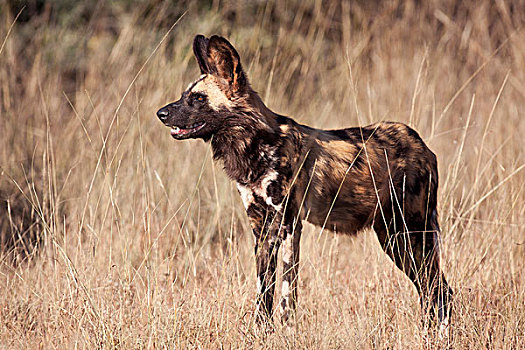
254 231 281 325
237 184 282 325
280 219 302 324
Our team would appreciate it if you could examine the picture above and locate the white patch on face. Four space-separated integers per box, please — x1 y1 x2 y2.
189 75 233 111
185 75 207 91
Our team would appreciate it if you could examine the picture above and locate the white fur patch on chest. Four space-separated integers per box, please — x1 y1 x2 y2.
236 170 282 212
236 183 254 210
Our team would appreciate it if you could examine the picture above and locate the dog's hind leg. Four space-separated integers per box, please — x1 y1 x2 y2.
373 208 453 334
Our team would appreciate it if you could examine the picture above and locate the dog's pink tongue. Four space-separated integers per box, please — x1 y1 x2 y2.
171 127 190 136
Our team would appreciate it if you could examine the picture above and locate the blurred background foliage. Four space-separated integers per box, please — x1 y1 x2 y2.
4 0 525 82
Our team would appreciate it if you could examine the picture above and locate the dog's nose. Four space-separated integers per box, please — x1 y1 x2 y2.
157 108 169 121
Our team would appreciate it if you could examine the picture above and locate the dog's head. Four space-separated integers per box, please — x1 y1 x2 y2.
156 35 249 140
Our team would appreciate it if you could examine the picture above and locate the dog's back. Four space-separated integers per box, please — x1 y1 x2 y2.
285 121 439 236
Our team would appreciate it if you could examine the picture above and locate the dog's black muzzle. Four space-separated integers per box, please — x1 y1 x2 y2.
156 99 183 125
156 107 169 123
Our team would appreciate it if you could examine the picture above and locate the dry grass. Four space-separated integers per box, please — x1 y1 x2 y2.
1 0 524 348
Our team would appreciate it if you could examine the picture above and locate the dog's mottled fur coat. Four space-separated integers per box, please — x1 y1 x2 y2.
157 35 453 330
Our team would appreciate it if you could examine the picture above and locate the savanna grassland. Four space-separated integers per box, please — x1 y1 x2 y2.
1 1 524 348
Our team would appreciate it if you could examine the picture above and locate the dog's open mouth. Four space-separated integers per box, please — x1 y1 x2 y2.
170 122 206 137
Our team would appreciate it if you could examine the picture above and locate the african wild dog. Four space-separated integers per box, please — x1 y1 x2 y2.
157 35 453 331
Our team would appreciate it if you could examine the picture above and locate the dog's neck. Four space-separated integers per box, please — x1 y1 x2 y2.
210 91 281 185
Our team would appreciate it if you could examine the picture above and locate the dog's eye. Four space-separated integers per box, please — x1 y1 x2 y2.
192 93 206 102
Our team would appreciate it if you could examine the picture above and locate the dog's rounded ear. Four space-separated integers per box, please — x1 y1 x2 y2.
206 35 246 92
193 35 210 74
